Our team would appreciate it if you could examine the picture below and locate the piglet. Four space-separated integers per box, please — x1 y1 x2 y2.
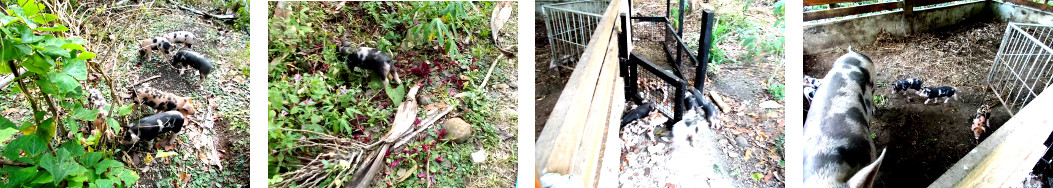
164 31 196 49
139 37 173 63
804 47 885 188
121 111 185 145
126 85 198 117
171 50 214 87
336 41 403 86
893 78 924 102
917 86 959 104
972 104 992 141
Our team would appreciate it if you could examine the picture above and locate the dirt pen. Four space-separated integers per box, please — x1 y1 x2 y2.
804 0 1053 187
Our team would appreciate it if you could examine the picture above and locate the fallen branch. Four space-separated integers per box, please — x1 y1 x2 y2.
393 105 455 150
709 91 730 113
0 159 31 167
177 4 236 20
350 145 388 188
478 54 503 89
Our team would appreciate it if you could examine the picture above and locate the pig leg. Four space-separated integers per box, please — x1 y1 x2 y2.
924 98 932 104
197 74 206 87
392 70 403 85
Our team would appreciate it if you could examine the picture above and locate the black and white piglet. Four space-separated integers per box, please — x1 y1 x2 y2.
893 78 924 102
916 86 959 104
163 31 196 49
620 102 654 126
121 111 185 145
170 50 214 87
804 47 885 188
139 37 173 63
336 41 403 86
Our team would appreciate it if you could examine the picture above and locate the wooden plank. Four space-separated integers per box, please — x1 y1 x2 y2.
804 0 875 7
803 2 901 21
575 35 621 186
536 0 622 174
914 0 967 7
926 92 1053 187
596 77 626 188
1006 0 1053 13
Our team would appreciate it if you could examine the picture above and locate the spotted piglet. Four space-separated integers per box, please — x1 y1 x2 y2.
916 86 959 104
971 104 992 141
804 47 886 188
139 37 173 63
170 50 214 87
336 41 403 86
126 85 198 117
163 31 196 49
893 78 923 102
121 111 185 145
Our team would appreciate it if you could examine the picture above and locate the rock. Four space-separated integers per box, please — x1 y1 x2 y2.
417 94 431 106
497 83 509 90
501 108 517 118
472 149 487 163
718 139 729 147
443 118 473 143
735 136 750 148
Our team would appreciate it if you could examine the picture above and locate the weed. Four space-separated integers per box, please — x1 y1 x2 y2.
769 83 785 101
873 95 887 108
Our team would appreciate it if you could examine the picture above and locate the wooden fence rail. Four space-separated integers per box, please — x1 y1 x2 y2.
805 0 1053 21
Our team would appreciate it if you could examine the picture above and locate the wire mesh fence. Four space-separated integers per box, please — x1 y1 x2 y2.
542 1 610 68
986 23 1053 115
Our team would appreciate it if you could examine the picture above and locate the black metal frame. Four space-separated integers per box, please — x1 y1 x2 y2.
619 0 715 126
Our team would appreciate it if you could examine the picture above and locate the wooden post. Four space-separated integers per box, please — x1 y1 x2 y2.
903 0 915 35
696 10 714 90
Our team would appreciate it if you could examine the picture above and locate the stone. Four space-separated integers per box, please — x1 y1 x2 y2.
417 94 431 106
472 149 487 163
497 83 509 90
735 136 750 148
443 118 473 143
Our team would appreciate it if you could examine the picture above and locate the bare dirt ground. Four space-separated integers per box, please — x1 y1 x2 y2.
535 0 784 187
803 19 1011 187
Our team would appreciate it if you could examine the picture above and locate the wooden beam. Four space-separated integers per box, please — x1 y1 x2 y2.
1006 0 1053 13
928 92 1053 187
596 77 626 188
805 0 877 6
914 0 968 7
575 35 621 186
536 0 623 175
804 2 901 21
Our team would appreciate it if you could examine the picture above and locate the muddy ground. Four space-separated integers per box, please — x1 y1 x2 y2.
803 19 1012 187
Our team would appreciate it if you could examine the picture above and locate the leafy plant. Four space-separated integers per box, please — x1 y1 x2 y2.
0 1 138 186
768 83 785 101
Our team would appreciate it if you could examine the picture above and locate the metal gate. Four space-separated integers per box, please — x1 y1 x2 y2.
987 23 1053 115
542 1 610 67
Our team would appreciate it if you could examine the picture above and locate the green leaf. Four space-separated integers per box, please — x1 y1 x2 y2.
40 45 70 58
74 52 95 60
9 7 37 29
385 82 408 104
0 15 18 26
19 26 44 44
117 104 134 116
2 38 33 62
29 13 57 25
106 118 120 136
114 168 138 186
3 135 47 161
0 127 17 143
35 76 58 95
71 107 99 121
94 159 121 175
93 179 114 188
63 59 87 80
39 149 87 185
30 172 52 185
50 72 79 94
2 114 18 129
64 118 79 137
80 152 103 167
25 54 53 75
59 140 85 157
18 0 44 18
7 166 39 188
155 150 177 158
60 43 84 51
33 118 55 143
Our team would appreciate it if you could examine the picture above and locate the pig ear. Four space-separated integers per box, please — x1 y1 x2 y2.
848 148 886 188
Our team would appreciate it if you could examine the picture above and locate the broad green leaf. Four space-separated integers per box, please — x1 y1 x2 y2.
64 118 79 138
117 104 134 116
111 167 137 186
0 15 18 26
2 135 47 160
19 25 43 44
60 140 85 156
49 72 79 94
385 82 408 104
6 166 38 188
68 37 87 45
24 54 52 75
35 76 58 95
9 7 37 29
74 52 95 60
33 24 69 32
19 0 44 18
29 13 57 25
63 59 87 80
1 114 16 129
33 118 54 143
0 128 17 143
106 118 120 136
93 159 121 175
40 45 70 58
2 38 33 62
93 179 114 188
20 121 35 135
39 149 87 185
71 107 99 121
60 43 84 51
80 152 103 167
30 172 52 185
